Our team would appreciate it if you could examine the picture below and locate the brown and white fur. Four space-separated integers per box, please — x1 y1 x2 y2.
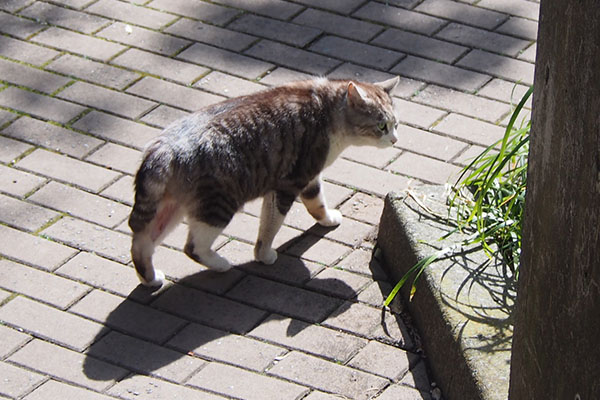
129 77 399 287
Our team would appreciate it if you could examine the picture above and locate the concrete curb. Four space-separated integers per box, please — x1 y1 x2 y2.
377 185 514 400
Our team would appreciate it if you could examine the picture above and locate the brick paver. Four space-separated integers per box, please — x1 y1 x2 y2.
0 1 537 398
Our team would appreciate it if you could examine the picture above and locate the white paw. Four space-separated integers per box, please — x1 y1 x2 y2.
317 209 343 227
204 253 232 272
256 248 278 265
140 269 165 287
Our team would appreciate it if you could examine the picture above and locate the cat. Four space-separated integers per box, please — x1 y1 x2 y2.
129 76 399 287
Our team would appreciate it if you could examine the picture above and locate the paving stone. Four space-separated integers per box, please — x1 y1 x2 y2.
32 27 125 61
112 48 208 85
73 110 161 150
17 149 119 192
0 361 45 398
395 124 467 162
353 2 446 35
58 81 155 119
432 113 506 147
293 8 382 42
268 351 388 400
285 234 351 266
327 62 393 83
19 1 109 34
259 67 313 86
153 284 267 334
43 215 131 261
0 109 18 126
0 259 89 309
324 158 409 197
1 0 34 12
340 144 400 169
393 97 447 128
495 16 538 41
0 296 105 351
179 42 274 80
109 374 227 400
212 0 302 20
478 78 532 107
86 0 176 29
306 267 371 299
127 77 224 112
147 0 239 26
356 280 393 307
369 309 415 349
0 86 86 124
101 175 135 206
457 49 535 85
477 0 540 20
168 323 285 372
0 193 59 232
23 380 115 400
88 331 203 382
348 340 416 380
303 391 351 400
29 182 130 228
97 22 190 56
0 288 11 304
245 40 340 76
196 71 267 98
452 144 488 167
0 58 70 94
229 14 320 47
223 211 302 249
415 0 507 29
518 43 537 62
46 54 141 90
228 275 341 323
339 193 385 226
0 35 59 66
311 35 404 71
376 383 432 400
372 28 468 64
398 361 432 393
2 116 103 158
291 0 365 14
0 324 30 358
0 224 76 271
42 0 90 9
388 152 463 184
0 164 44 197
391 55 491 92
165 18 256 52
189 361 308 400
10 339 128 391
0 10 44 38
85 143 142 175
437 23 531 57
416 84 510 123
335 248 387 279
323 301 383 337
140 105 189 128
71 289 185 343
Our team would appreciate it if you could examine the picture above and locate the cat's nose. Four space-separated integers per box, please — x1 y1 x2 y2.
390 135 398 144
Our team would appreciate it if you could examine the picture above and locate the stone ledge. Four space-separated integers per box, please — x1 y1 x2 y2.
377 185 514 400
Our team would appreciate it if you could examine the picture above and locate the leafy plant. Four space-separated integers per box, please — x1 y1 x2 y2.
384 86 533 306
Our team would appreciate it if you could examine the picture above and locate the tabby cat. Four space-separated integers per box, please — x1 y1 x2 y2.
129 77 399 287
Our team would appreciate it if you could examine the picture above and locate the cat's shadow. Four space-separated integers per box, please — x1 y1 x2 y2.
82 245 357 383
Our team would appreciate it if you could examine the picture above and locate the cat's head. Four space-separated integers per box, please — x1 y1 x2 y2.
343 77 399 148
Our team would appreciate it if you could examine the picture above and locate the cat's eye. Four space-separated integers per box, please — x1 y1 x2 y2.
377 122 387 132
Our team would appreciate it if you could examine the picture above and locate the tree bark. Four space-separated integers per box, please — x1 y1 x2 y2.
509 1 600 399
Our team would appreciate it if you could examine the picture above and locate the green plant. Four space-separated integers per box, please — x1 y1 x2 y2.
384 86 533 306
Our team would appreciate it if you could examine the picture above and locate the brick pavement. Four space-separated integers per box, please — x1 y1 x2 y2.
0 0 537 399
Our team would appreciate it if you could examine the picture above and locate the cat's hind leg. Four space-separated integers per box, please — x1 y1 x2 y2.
300 175 342 227
131 196 183 287
254 191 294 264
184 219 231 272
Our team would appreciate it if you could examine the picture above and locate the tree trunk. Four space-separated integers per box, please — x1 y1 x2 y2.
509 1 600 399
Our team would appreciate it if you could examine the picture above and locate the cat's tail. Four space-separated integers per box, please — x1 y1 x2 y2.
128 138 174 234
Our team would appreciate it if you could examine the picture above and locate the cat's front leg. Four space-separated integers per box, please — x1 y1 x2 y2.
300 176 342 227
254 191 294 264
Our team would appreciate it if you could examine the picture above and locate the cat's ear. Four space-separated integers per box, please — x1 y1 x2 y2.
347 81 368 106
374 76 400 94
